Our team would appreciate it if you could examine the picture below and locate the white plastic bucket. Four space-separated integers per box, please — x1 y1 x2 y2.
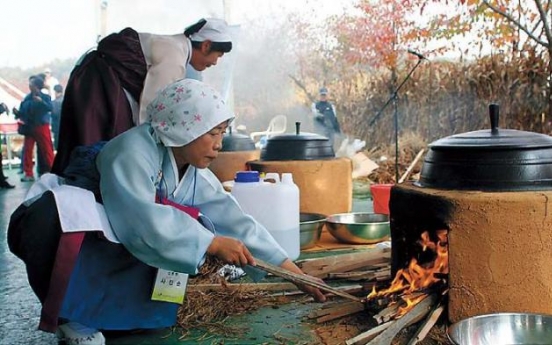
231 171 300 260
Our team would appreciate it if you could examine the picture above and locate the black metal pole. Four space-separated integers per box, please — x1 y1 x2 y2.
369 58 424 126
368 58 425 183
393 93 399 182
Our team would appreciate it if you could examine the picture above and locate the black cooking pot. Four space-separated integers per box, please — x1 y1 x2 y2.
260 122 335 161
221 127 256 152
416 104 552 191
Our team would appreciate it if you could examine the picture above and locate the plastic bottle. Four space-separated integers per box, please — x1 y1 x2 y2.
231 171 300 260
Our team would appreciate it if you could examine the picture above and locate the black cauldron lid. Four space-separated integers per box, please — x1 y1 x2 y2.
260 122 335 161
221 127 256 152
417 104 552 191
430 104 552 149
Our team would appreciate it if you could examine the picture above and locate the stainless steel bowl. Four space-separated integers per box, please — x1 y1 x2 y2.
448 313 552 345
325 213 390 244
300 213 326 249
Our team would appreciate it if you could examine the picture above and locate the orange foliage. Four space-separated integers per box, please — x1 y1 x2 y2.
332 0 431 69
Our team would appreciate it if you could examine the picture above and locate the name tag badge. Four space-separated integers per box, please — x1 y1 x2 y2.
151 268 188 304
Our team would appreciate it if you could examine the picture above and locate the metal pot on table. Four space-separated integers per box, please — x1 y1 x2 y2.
248 122 353 216
260 122 335 161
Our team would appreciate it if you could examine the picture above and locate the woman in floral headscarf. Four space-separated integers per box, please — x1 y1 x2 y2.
8 79 325 345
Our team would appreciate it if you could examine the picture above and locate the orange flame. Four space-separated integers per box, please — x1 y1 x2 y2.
367 230 448 317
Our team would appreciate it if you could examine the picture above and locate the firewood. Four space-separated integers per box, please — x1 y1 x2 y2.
373 304 399 324
253 258 365 303
270 284 364 298
298 248 390 268
366 294 438 345
397 291 429 301
308 302 343 318
188 282 298 292
345 321 395 345
321 258 389 275
328 267 391 281
338 284 369 295
328 271 376 280
406 302 445 345
361 280 392 296
308 301 366 323
298 249 391 278
398 149 425 183
297 248 389 267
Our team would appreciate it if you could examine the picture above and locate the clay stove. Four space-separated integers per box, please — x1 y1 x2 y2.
390 183 552 323
389 104 552 323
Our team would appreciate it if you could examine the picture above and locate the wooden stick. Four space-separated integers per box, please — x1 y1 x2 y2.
345 321 394 345
316 305 365 323
373 304 399 325
406 302 445 345
298 249 391 278
398 149 425 183
298 248 390 269
366 294 438 345
188 282 298 292
309 301 366 323
328 267 391 281
269 284 365 298
252 258 365 303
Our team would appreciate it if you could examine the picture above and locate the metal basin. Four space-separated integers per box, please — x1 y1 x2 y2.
325 213 390 244
300 213 326 249
448 313 552 345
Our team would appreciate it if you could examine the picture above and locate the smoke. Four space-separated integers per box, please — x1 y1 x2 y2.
202 1 345 136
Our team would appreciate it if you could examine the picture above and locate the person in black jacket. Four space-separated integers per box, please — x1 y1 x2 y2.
14 75 54 182
311 87 342 148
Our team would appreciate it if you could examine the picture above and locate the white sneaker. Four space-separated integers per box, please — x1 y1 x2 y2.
56 322 106 345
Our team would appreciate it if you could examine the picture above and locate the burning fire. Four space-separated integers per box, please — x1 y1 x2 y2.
367 230 448 317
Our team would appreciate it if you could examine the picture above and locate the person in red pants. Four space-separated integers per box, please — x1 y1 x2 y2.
14 75 54 181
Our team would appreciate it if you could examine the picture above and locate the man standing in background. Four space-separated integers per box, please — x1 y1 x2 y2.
15 76 54 182
311 87 342 148
51 84 64 150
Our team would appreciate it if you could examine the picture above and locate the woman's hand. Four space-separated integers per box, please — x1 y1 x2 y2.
280 259 327 303
207 236 255 267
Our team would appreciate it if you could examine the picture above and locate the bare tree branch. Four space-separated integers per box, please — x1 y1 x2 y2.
288 74 316 104
534 0 552 46
482 0 549 47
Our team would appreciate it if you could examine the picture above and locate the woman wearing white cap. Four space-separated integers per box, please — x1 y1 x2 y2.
8 79 326 345
52 18 233 176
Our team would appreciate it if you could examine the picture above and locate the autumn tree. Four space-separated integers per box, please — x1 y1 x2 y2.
426 0 552 116
288 0 437 143
287 0 551 145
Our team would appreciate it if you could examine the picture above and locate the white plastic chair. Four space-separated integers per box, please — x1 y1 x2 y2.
249 115 288 145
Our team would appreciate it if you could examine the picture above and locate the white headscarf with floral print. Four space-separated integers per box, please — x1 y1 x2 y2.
147 78 234 147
